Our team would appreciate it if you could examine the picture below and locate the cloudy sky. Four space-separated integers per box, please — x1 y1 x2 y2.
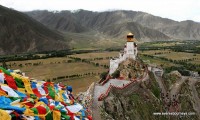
0 0 200 22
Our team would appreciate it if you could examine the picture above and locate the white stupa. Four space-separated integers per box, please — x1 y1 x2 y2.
109 33 138 74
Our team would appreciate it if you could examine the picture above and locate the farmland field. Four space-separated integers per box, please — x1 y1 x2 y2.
140 50 171 55
7 61 105 80
6 57 72 65
141 50 200 62
139 55 176 67
91 59 110 66
69 51 118 59
149 42 184 47
62 76 99 94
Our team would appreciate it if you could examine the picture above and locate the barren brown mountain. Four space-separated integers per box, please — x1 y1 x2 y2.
0 5 68 55
26 10 200 40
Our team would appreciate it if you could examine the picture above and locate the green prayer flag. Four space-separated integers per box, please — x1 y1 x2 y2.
48 86 55 99
45 106 53 120
31 107 38 114
14 77 25 88
61 113 70 120
0 67 11 76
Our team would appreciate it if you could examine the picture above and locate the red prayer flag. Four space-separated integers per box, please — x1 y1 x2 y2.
43 86 49 94
36 106 47 114
4 74 18 90
24 102 35 108
32 88 42 97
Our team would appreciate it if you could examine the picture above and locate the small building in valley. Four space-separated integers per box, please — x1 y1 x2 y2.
190 71 199 77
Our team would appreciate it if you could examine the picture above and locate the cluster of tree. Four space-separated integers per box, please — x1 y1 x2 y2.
164 66 191 76
93 57 114 60
0 49 101 63
7 62 43 68
100 71 109 80
0 54 39 62
140 40 200 54
111 70 120 78
154 52 171 55
99 70 120 82
142 54 200 75
69 57 109 68
105 48 121 52
90 61 109 68
139 47 162 51
2 59 78 68
93 58 103 60
170 41 200 54
69 56 112 62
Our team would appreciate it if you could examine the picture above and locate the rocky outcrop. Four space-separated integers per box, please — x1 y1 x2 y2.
117 59 146 80
101 77 161 120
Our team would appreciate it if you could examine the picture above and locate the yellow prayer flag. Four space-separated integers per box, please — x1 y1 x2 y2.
53 110 61 120
23 108 35 116
17 88 26 93
0 109 11 120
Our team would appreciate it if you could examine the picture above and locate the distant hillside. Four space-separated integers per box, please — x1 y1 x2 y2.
26 10 88 33
26 10 171 42
129 12 200 40
0 5 68 55
26 10 200 40
100 22 170 41
159 20 200 40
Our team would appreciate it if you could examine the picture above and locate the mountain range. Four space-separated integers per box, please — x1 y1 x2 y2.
26 10 200 41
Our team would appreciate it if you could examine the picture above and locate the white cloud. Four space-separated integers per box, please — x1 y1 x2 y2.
0 0 200 22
